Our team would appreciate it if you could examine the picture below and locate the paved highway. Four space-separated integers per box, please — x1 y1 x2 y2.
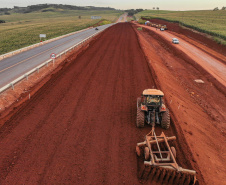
0 24 113 89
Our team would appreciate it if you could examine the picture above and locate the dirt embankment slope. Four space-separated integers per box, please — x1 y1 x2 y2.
134 23 226 185
144 18 226 57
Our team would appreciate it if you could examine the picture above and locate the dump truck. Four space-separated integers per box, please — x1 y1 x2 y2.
136 89 197 185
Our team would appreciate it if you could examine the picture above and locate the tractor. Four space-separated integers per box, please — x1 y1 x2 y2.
136 89 197 184
136 89 170 129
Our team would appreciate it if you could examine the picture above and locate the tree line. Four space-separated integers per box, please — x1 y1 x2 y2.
0 4 116 14
125 9 144 16
213 6 226 11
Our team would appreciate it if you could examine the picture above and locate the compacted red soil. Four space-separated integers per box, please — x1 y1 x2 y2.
0 22 224 185
0 23 190 185
134 24 226 185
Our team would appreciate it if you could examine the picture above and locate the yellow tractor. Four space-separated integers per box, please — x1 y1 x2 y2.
136 89 197 184
136 89 170 129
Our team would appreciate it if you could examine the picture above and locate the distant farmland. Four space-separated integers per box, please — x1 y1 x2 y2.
0 9 122 54
136 10 226 45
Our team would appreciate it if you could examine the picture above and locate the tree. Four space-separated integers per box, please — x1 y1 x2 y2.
153 7 155 10
222 6 226 10
156 7 159 10
213 7 219 11
136 9 143 12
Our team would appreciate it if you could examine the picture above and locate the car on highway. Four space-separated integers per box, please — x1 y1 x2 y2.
95 27 99 30
160 28 164 31
172 38 179 44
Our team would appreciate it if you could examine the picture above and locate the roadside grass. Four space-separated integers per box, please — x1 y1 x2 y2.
127 16 136 22
136 10 226 45
0 10 122 54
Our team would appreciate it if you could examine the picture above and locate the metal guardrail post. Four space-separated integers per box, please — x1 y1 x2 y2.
10 83 14 90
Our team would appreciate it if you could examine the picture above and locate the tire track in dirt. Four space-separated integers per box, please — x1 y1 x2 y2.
0 25 119 184
134 23 226 185
0 23 195 184
0 26 117 183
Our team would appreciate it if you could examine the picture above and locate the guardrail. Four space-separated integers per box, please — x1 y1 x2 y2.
0 24 114 93
0 27 92 61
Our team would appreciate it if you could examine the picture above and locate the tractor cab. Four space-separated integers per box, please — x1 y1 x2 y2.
141 89 164 111
143 95 162 107
137 89 169 129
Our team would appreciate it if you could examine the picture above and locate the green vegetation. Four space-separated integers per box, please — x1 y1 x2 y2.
0 4 116 15
127 15 136 22
0 5 122 54
125 9 143 16
136 10 226 45
99 19 112 25
138 19 146 24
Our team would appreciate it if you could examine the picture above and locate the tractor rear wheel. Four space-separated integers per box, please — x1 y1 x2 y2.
161 108 170 129
136 106 145 128
137 97 141 107
136 146 141 157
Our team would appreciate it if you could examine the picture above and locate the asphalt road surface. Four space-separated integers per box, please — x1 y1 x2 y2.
0 24 113 89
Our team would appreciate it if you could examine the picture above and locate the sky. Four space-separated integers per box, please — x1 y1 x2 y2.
0 0 225 10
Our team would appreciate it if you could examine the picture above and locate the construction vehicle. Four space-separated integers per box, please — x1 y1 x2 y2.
162 25 168 30
145 21 151 26
136 89 197 184
136 89 170 129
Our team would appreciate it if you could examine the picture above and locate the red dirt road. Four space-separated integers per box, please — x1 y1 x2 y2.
0 22 224 185
0 23 162 184
134 24 226 185
139 25 226 88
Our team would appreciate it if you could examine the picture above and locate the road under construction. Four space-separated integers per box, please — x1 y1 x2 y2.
0 22 225 185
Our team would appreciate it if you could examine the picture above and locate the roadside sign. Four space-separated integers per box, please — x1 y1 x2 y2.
91 16 101 19
40 34 46 38
40 34 46 42
50 53 56 59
